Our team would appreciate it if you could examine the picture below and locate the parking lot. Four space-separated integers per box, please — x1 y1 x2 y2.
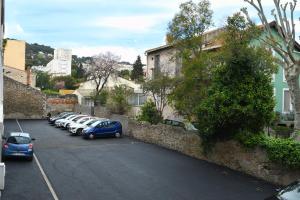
2 119 277 200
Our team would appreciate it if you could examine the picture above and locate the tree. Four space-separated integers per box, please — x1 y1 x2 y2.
166 0 214 120
36 72 53 90
243 0 300 130
119 69 131 80
167 0 213 57
143 75 175 118
197 13 277 144
131 55 144 82
169 52 216 120
86 52 120 104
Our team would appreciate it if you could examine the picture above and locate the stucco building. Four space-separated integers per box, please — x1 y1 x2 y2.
3 39 36 87
4 39 26 71
34 48 72 77
145 24 300 118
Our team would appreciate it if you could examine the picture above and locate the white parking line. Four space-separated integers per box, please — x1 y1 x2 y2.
15 119 59 200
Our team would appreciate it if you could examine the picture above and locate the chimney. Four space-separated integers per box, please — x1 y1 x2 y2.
26 68 31 86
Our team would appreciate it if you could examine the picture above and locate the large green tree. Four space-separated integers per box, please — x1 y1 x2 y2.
167 0 213 58
166 0 214 120
197 13 277 143
131 55 144 82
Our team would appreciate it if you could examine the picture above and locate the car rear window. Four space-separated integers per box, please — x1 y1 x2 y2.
7 136 31 144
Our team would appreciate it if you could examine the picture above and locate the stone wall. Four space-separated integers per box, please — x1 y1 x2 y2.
74 104 93 115
124 119 300 186
4 76 46 119
46 95 78 115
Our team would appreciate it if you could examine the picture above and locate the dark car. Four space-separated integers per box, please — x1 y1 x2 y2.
265 180 300 200
2 132 36 161
49 112 74 125
82 120 122 139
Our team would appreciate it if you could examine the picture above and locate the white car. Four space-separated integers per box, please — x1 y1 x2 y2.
68 116 95 131
61 115 87 129
55 114 76 128
70 118 108 136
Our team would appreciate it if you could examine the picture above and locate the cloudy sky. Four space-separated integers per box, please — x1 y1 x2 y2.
5 0 300 63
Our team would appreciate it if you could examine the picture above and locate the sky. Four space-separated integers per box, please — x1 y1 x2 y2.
5 0 300 63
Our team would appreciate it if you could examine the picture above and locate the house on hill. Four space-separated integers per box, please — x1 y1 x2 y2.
145 22 300 119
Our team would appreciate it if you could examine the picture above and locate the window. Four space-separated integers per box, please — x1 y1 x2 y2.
283 68 286 82
283 89 293 113
153 54 160 79
128 93 146 106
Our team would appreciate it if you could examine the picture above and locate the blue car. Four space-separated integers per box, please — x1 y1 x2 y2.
82 120 122 139
2 132 35 161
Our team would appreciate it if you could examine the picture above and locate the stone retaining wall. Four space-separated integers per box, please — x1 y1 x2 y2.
125 119 300 186
4 76 46 119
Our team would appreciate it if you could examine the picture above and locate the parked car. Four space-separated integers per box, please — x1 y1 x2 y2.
265 180 300 200
55 114 77 128
61 115 88 129
2 132 35 161
49 112 74 125
82 120 122 139
163 118 198 131
68 116 95 132
69 118 108 136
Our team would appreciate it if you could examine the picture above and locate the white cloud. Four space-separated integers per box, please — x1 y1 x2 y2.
72 45 145 63
5 23 24 37
93 13 172 33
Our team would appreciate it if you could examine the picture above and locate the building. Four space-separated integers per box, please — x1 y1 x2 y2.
0 0 5 190
3 39 36 87
34 48 72 77
74 74 146 116
145 24 300 117
4 39 26 71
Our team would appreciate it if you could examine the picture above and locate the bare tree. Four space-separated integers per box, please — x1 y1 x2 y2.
243 0 300 130
87 52 120 103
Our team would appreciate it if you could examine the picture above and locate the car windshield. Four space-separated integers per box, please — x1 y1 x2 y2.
85 119 98 126
79 118 89 124
90 121 101 127
7 136 31 144
277 181 300 200
73 116 85 122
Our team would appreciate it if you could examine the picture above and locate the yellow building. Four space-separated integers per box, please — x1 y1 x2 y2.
4 39 26 71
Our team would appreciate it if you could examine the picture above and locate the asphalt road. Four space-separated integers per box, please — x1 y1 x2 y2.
2 119 277 200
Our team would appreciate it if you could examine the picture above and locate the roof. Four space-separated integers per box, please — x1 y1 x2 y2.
10 132 30 138
145 22 300 54
74 89 94 97
145 44 174 55
145 28 224 55
59 89 75 95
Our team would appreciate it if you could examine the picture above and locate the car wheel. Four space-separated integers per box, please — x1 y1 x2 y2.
89 134 94 139
115 132 121 138
76 129 83 136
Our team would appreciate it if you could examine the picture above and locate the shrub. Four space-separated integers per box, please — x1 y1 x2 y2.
94 90 108 106
236 132 300 169
107 85 132 114
197 14 276 145
42 89 59 95
138 100 162 124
